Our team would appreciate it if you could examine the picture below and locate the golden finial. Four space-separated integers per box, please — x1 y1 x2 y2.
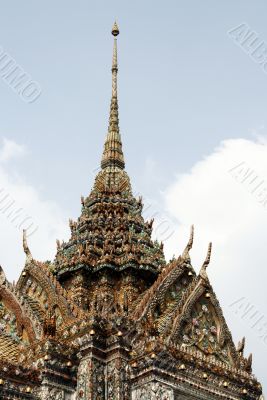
112 21 120 36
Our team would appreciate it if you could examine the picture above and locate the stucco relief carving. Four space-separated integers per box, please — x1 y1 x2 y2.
40 386 65 400
132 381 174 400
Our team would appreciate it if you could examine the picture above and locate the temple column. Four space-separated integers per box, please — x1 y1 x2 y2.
76 336 106 400
106 337 131 399
34 339 76 400
76 334 131 400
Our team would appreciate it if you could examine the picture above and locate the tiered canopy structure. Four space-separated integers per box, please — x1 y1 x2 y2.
0 23 263 400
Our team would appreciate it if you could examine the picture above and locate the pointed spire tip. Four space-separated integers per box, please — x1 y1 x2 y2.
101 21 125 170
112 21 119 36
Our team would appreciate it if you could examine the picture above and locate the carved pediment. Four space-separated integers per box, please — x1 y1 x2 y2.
178 294 234 365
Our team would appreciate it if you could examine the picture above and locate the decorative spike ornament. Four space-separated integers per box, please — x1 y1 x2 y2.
246 353 253 372
237 337 246 355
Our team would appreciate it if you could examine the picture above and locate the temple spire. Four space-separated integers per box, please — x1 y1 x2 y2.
101 22 125 170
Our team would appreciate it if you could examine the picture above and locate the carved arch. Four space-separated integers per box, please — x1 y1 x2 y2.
17 261 80 327
168 279 205 342
0 285 36 343
132 257 192 321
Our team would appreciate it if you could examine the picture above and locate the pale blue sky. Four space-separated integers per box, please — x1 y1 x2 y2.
0 1 266 211
0 1 267 392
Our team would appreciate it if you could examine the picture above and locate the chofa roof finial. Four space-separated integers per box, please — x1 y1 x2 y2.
23 229 33 264
199 242 212 281
182 225 194 262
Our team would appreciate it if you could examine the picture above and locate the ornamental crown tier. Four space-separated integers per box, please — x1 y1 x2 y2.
0 22 263 400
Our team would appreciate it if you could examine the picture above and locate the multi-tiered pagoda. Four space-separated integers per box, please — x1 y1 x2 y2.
0 23 263 400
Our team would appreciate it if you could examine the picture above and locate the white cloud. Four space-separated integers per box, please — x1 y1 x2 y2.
0 139 69 283
163 136 267 392
0 138 27 163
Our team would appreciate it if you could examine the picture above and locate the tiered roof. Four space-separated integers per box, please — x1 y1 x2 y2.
0 22 263 399
54 22 165 278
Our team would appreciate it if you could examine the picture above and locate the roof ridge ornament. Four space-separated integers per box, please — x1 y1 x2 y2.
101 21 125 170
23 229 33 264
199 242 212 281
182 225 194 262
